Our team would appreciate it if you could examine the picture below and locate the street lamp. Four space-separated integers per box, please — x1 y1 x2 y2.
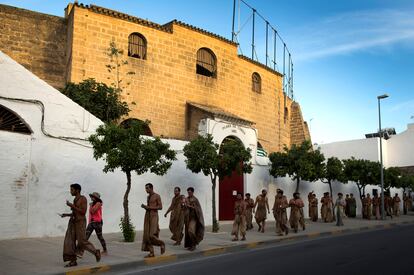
377 93 389 220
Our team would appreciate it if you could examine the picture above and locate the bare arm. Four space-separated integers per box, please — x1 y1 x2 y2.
266 198 270 213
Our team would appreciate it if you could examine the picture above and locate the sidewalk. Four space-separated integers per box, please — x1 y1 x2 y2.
1 214 414 275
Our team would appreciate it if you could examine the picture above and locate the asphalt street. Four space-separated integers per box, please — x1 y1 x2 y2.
121 224 414 275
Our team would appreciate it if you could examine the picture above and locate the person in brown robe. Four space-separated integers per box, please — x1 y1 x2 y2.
141 183 165 258
184 187 205 251
308 192 313 219
273 189 289 236
244 193 255 231
372 193 381 219
321 192 333 222
344 194 350 217
164 187 185 245
365 194 372 220
308 192 318 222
392 193 401 217
362 194 370 219
254 189 270 233
384 193 393 219
403 193 409 215
289 192 305 233
60 183 101 267
232 192 247 241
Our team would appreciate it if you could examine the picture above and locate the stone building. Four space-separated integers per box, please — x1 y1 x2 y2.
0 3 312 239
0 3 310 155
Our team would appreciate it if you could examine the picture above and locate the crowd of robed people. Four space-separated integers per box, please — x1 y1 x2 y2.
59 183 413 267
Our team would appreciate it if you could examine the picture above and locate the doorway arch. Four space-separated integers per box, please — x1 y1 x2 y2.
218 135 245 221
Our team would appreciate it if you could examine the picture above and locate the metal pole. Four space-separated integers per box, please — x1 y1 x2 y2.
231 0 236 42
252 9 255 60
291 62 294 98
378 98 385 220
265 21 268 66
283 43 286 94
273 29 277 70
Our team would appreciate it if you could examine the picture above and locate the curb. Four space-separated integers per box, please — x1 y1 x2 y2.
62 220 414 275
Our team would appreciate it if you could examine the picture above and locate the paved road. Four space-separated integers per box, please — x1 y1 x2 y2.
121 225 414 275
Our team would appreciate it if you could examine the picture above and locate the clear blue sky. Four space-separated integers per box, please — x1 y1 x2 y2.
2 0 414 144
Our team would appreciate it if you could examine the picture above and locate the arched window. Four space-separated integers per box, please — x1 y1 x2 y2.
252 72 261 93
284 107 289 124
196 48 217 78
0 105 32 134
120 118 153 136
128 33 147 59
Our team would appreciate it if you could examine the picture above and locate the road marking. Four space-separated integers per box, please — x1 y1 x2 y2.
144 254 177 265
66 265 110 275
203 247 226 256
330 230 343 235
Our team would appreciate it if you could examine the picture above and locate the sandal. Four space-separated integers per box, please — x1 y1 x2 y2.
144 253 155 258
64 261 77 268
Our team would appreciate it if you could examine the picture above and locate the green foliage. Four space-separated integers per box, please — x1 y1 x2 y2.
183 135 253 180
183 134 253 232
183 134 220 178
269 140 325 192
119 216 135 242
384 167 401 191
323 157 345 183
343 158 381 201
89 120 176 174
320 157 345 199
398 175 414 192
89 120 176 241
61 78 130 123
219 138 253 178
106 41 135 91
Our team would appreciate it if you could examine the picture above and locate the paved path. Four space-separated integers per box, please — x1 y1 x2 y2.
124 223 414 275
1 214 413 275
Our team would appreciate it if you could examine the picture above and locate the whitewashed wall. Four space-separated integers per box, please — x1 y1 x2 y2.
0 51 408 240
387 124 414 167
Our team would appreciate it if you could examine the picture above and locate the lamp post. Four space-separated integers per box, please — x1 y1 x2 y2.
377 93 389 220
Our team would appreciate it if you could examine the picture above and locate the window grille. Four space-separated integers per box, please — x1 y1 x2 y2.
252 72 261 93
196 48 217 77
128 33 147 59
0 105 32 134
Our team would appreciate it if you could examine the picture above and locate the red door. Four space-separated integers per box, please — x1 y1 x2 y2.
219 169 244 220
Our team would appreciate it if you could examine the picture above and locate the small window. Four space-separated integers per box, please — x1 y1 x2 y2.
284 107 289 124
128 33 147 59
0 105 32 134
196 48 217 78
252 72 261 93
120 118 153 136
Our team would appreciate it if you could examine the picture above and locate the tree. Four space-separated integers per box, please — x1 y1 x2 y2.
321 157 344 198
384 167 401 192
89 120 176 241
269 140 325 193
183 135 252 232
397 175 414 195
106 40 135 92
61 78 130 123
343 158 380 203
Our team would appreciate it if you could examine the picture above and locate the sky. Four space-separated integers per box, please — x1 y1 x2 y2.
1 0 413 144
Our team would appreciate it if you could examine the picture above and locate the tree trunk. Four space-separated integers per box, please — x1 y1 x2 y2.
329 181 333 198
123 170 132 223
211 175 219 232
329 180 335 221
295 178 300 193
357 183 363 206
